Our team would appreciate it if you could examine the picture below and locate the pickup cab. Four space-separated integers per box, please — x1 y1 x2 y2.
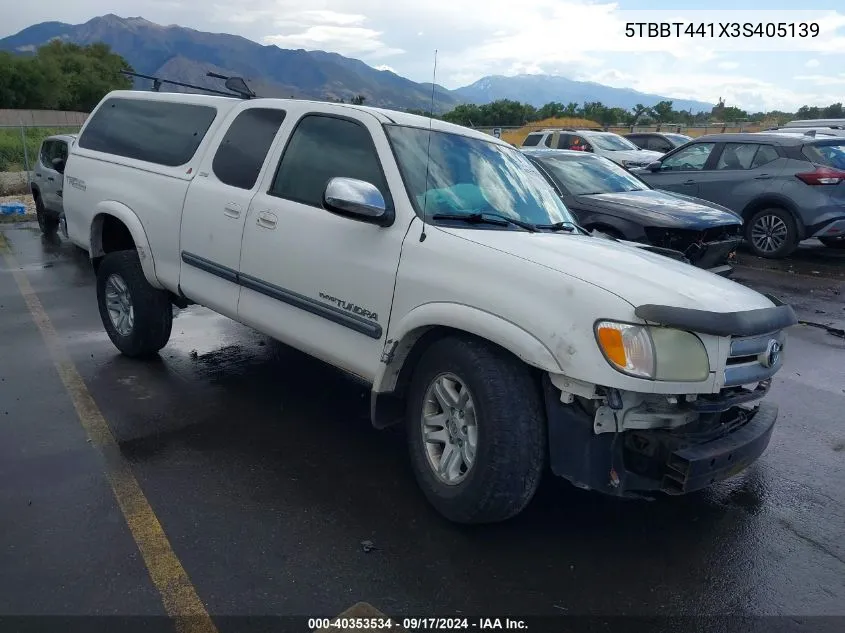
61 90 797 524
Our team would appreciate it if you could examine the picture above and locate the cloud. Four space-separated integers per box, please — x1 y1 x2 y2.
375 64 396 72
261 8 404 58
6 0 845 111
794 73 845 86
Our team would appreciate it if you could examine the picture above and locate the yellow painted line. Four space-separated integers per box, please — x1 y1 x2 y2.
2 240 218 633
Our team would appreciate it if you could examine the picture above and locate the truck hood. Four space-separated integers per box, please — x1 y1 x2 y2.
441 228 774 313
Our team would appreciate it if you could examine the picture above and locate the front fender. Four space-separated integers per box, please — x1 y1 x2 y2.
89 201 163 289
372 301 563 394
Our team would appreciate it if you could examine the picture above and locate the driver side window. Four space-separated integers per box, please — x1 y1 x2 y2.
660 142 716 171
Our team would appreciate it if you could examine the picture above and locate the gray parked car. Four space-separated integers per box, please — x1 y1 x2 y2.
31 133 74 237
632 133 845 258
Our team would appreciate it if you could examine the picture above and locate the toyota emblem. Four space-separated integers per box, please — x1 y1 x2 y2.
759 339 782 368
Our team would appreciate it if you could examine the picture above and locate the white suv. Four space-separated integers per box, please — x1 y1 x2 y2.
521 128 664 169
61 90 796 523
32 133 75 237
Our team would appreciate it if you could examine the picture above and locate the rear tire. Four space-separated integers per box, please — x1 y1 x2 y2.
819 236 845 249
405 336 546 524
96 250 173 358
34 194 58 236
746 208 798 258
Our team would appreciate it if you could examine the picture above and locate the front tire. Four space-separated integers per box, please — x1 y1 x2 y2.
406 336 546 524
746 208 798 258
96 250 173 358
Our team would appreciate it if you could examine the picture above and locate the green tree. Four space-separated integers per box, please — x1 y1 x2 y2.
350 94 366 105
630 103 651 125
0 41 131 111
651 100 675 125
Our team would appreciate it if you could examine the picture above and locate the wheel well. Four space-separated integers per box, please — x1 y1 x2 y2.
371 326 543 429
91 215 136 270
741 199 804 238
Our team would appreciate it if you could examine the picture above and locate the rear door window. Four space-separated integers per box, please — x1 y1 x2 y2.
212 108 287 190
78 97 218 167
750 145 779 168
716 143 759 170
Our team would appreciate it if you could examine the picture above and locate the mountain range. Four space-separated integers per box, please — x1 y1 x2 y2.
0 14 714 114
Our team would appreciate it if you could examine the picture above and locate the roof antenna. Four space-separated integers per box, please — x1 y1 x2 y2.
420 49 438 243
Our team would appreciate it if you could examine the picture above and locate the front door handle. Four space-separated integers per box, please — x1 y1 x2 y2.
754 174 772 180
683 179 696 185
257 211 278 229
223 203 241 218
35 172 42 177
47 176 54 181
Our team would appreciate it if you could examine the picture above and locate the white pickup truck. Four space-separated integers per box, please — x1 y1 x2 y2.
61 90 797 523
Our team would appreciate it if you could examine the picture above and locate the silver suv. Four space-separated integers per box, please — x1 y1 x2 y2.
31 134 75 237
633 132 845 257
521 128 664 169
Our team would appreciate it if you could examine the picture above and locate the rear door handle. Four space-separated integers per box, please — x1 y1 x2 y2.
47 176 54 181
35 172 42 177
754 174 772 180
257 211 278 229
683 179 696 185
223 203 242 218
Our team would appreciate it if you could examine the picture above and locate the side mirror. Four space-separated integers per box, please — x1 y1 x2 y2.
323 177 390 225
52 157 66 174
647 161 662 172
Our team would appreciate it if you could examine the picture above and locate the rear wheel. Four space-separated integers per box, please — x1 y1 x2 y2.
746 208 798 258
96 250 173 358
819 236 845 249
34 194 58 236
405 336 546 524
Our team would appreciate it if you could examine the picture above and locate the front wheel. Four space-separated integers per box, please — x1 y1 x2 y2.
406 336 546 524
746 208 798 258
819 236 845 249
96 250 173 358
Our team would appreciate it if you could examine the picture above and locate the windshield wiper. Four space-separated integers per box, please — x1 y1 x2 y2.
534 220 588 234
431 212 537 233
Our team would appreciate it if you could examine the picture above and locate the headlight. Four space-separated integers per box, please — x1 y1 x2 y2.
594 321 710 382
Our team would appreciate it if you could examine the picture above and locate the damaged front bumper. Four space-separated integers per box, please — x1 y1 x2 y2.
643 226 742 274
543 376 778 497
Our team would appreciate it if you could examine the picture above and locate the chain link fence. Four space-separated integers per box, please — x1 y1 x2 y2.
0 110 87 196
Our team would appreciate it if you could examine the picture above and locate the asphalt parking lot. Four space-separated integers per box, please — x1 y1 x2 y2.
1 222 844 631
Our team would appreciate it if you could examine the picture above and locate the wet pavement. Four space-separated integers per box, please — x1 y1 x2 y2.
1 223 844 626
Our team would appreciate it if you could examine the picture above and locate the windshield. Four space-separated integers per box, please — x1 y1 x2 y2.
803 142 845 169
586 133 640 152
664 133 692 145
536 154 649 195
385 125 576 226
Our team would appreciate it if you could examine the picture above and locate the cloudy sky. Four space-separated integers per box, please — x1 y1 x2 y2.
2 0 845 111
